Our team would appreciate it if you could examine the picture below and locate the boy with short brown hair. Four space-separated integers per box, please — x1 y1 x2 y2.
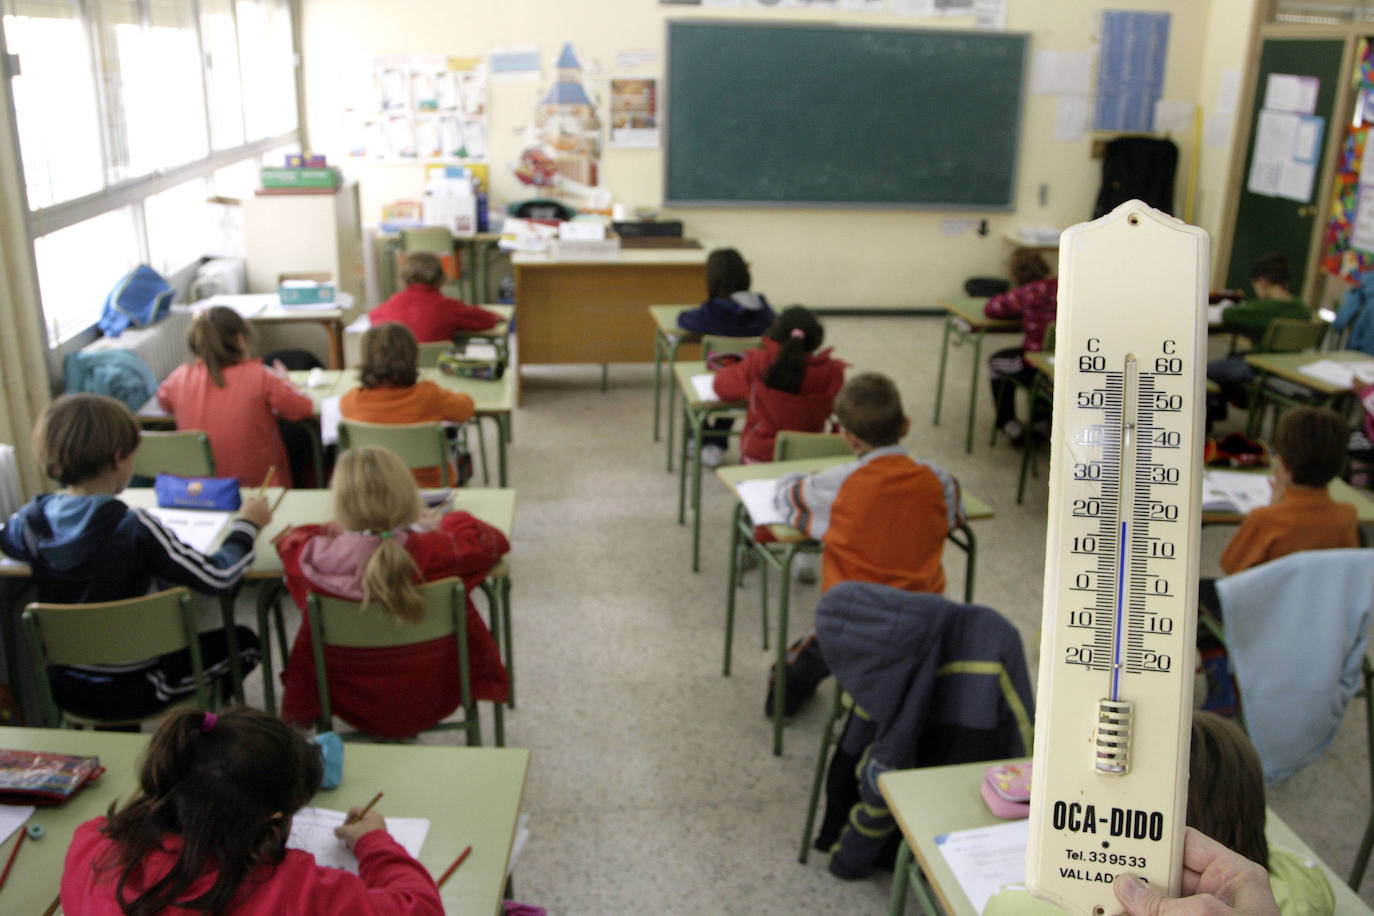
370 252 501 343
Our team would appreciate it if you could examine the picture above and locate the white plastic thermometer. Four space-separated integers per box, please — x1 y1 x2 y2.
1026 200 1208 915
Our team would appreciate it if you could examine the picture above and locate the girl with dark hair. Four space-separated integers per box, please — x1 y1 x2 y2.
60 707 443 916
983 247 1058 443
157 306 314 487
675 247 775 338
711 305 845 465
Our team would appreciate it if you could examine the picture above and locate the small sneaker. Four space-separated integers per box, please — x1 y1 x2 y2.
701 444 726 468
794 552 818 584
1000 419 1025 444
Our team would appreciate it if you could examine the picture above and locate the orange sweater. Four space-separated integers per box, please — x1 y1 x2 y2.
339 381 474 487
1218 485 1359 574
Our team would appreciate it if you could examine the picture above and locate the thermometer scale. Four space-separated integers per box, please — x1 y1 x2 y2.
1026 201 1207 914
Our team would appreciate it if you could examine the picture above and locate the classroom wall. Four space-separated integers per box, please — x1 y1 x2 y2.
300 0 1245 309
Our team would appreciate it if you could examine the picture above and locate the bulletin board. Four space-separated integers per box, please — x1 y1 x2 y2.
664 20 1028 208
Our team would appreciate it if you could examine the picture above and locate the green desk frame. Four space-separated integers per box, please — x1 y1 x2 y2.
932 297 1020 454
675 362 746 572
649 305 698 471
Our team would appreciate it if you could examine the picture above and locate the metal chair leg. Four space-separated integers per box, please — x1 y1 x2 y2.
799 684 844 863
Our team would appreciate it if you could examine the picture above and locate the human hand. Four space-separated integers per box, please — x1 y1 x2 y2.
1112 828 1279 916
1268 459 1290 506
269 359 290 380
334 807 387 850
417 507 445 531
240 495 272 530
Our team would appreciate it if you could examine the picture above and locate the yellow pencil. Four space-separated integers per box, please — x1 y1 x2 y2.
256 466 276 498
346 791 384 825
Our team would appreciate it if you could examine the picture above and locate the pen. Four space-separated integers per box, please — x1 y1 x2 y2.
435 845 472 888
0 828 25 892
346 791 383 825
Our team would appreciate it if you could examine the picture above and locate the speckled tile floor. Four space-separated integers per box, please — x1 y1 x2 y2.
237 314 1371 914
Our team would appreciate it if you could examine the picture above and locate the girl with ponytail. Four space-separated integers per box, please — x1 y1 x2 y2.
61 706 442 915
711 305 846 464
274 447 509 738
157 306 313 487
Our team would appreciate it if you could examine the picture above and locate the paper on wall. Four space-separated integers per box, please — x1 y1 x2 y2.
941 218 980 236
287 807 430 874
1276 160 1316 202
1247 110 1298 196
489 46 541 83
1217 68 1241 114
614 49 659 69
1353 188 1374 253
1152 99 1195 134
1029 50 1091 96
1264 73 1319 115
974 0 1005 29
935 819 1029 914
1054 95 1090 141
1204 113 1233 149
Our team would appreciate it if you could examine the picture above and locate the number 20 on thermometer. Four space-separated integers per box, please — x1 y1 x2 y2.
1026 201 1207 915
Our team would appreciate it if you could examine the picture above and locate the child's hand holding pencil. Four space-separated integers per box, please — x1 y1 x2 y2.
240 466 286 531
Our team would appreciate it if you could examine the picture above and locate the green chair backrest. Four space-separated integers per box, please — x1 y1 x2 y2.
773 432 849 462
417 341 454 368
309 578 464 648
1043 321 1056 353
338 420 451 487
400 227 456 255
701 335 763 361
133 430 214 478
1258 317 1327 353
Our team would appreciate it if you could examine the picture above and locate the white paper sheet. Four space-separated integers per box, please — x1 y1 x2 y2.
1054 95 1090 141
1201 470 1273 515
691 373 719 403
191 294 274 319
1264 73 1319 115
1152 99 1195 134
1296 358 1374 389
143 508 233 555
1276 160 1316 203
935 819 1029 914
974 0 1005 30
1247 110 1300 196
1204 113 1233 149
1217 68 1241 114
0 806 35 847
1029 50 1091 95
320 395 342 447
1353 189 1374 253
287 806 430 874
734 478 788 527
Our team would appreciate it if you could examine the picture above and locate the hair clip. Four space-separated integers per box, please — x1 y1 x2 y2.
378 531 394 540
789 328 805 339
199 712 218 733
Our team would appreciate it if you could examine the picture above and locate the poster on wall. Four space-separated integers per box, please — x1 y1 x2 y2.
1320 39 1374 282
1093 11 1170 132
609 78 660 149
510 43 604 204
341 55 488 161
1245 108 1325 203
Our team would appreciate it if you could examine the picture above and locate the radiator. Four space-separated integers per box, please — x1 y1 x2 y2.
0 444 22 517
80 310 192 382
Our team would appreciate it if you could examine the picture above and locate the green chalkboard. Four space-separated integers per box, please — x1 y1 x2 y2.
665 21 1027 208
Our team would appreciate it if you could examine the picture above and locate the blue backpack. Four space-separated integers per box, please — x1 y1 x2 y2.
98 265 174 337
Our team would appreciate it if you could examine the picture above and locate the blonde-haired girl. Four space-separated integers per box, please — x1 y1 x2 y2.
157 305 314 487
274 446 509 737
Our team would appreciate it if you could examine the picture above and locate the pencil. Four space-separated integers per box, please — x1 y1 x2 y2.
41 893 60 916
0 828 25 892
346 791 384 825
256 466 276 497
268 488 288 515
435 845 472 889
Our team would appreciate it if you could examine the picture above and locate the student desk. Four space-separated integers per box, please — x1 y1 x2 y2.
511 248 707 404
878 759 1372 916
648 305 701 466
0 726 530 916
343 303 515 368
1200 475 1374 526
715 457 995 756
673 361 745 572
933 297 1022 454
183 294 357 370
1243 349 1371 436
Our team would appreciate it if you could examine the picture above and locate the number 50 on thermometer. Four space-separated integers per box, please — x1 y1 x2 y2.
1026 201 1208 915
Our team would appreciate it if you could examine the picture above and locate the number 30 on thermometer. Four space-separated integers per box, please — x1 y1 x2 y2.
1026 201 1208 916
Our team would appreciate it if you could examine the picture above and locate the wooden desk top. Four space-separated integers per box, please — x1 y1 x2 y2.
648 304 696 336
0 489 515 581
937 297 1021 332
0 726 529 916
1243 349 1374 396
715 456 995 543
878 760 1371 916
512 248 708 267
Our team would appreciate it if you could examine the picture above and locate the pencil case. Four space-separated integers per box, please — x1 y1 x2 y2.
980 761 1031 819
312 732 343 789
438 354 504 380
0 749 104 806
154 473 242 511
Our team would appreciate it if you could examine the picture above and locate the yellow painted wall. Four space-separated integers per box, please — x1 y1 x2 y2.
300 0 1252 307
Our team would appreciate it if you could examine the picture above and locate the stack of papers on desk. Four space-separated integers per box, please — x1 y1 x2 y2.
1202 469 1271 515
691 373 718 402
143 508 233 554
1296 358 1374 389
936 819 1029 914
186 294 275 319
287 806 429 874
734 478 787 527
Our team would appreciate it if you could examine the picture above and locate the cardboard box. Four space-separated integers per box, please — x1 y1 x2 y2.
277 281 336 304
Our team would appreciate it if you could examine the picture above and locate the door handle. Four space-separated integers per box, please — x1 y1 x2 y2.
1298 204 1316 217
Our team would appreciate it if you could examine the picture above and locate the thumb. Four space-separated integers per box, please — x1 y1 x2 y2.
1114 873 1168 916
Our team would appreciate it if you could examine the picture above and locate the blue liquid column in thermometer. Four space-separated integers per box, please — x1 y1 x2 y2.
1026 201 1206 916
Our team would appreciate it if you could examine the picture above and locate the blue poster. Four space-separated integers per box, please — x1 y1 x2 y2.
1094 11 1171 132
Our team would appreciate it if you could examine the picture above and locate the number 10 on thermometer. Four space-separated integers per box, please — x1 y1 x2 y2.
1026 201 1208 915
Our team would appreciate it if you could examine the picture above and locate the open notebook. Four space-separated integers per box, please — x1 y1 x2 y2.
287 806 430 874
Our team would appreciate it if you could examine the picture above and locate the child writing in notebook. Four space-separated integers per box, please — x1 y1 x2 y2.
61 706 443 916
983 247 1057 443
340 322 475 487
157 306 314 488
274 446 509 738
371 251 501 342
708 305 845 468
0 394 267 721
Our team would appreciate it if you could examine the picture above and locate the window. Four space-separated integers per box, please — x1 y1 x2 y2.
33 208 141 343
1 0 299 346
3 0 104 208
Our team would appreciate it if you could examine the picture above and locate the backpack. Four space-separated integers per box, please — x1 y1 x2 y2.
1093 136 1179 217
98 265 174 338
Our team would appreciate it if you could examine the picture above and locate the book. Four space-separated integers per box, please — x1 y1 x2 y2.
1201 469 1272 515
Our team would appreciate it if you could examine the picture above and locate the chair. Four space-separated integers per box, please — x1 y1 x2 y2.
797 583 1033 873
773 431 848 462
1203 548 1374 890
399 227 462 298
338 420 453 487
700 335 762 361
417 340 455 368
22 587 213 728
307 577 493 745
1242 317 1330 438
132 430 214 479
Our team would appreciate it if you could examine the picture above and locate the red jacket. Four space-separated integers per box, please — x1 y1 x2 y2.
712 339 845 463
370 284 500 342
275 512 509 738
62 818 442 916
983 277 1058 352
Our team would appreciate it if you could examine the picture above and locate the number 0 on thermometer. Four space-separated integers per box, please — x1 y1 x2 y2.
1026 201 1208 915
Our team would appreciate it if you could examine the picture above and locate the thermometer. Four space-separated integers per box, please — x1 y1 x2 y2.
1026 200 1207 915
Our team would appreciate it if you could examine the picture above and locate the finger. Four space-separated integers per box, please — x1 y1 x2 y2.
1179 828 1230 874
1113 873 1169 916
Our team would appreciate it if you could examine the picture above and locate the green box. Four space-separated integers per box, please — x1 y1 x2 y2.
260 167 339 189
